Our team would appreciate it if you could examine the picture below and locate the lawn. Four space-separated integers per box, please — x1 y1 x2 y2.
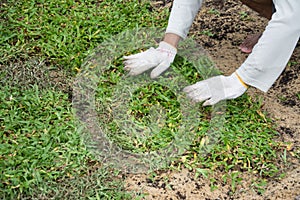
0 0 288 199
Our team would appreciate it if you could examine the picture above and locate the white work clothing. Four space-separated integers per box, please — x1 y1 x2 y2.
166 0 300 92
166 0 203 39
237 0 300 92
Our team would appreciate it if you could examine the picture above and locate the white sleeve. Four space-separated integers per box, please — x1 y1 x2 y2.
166 0 203 39
236 0 300 92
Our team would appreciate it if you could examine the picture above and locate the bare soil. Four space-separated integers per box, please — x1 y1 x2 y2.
125 1 300 199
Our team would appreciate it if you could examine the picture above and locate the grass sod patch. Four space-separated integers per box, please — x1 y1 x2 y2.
95 55 213 154
95 53 282 184
0 0 169 71
21 167 133 200
0 85 131 199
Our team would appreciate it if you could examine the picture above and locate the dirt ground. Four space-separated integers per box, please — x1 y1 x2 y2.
125 0 300 199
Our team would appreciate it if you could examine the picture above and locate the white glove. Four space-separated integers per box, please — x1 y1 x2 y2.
183 72 248 106
123 41 177 79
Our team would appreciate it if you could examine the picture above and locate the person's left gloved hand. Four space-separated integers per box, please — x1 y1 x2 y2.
183 72 248 106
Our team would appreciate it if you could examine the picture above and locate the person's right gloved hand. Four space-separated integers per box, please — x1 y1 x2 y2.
183 72 248 106
123 41 177 79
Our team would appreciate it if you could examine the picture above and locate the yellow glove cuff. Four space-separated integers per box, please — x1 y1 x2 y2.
235 72 248 88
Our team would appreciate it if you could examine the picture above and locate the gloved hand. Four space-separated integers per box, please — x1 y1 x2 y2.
183 72 248 106
123 41 177 79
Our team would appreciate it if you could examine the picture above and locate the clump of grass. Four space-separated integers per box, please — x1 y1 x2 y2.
22 167 132 200
0 85 84 197
103 82 183 152
0 0 169 71
94 55 212 153
0 85 131 199
190 96 279 172
95 53 283 192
